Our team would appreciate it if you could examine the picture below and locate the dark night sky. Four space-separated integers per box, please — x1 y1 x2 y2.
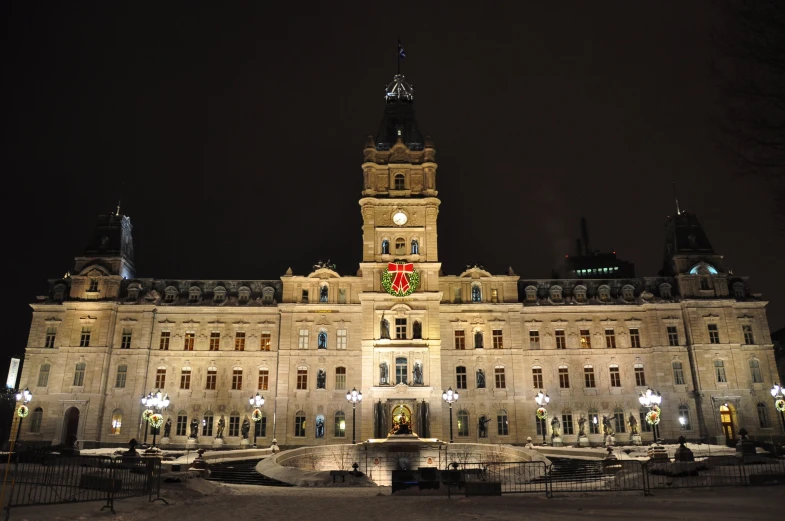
2 2 784 373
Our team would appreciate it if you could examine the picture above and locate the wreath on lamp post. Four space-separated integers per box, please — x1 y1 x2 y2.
775 399 785 413
142 409 154 422
252 409 263 422
645 406 661 426
149 413 164 429
17 405 29 419
536 407 548 421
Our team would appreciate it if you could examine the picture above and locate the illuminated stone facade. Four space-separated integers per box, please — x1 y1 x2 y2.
18 75 779 449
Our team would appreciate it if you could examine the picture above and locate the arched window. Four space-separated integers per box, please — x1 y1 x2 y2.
613 407 625 433
202 411 214 437
550 285 563 302
689 263 718 275
457 410 469 437
598 285 611 302
188 286 201 303
238 286 251 304
659 283 672 299
525 286 538 302
164 286 178 303
115 365 127 388
471 285 482 303
317 331 327 349
334 411 346 437
73 362 86 386
496 410 509 436
213 286 226 303
294 411 306 437
319 284 328 303
314 414 325 438
394 173 405 190
588 408 600 434
574 285 587 303
678 405 692 430
37 364 50 387
110 409 123 435
749 359 763 383
621 285 635 301
757 403 771 428
394 237 406 255
412 321 422 339
411 239 419 255
474 330 484 349
29 407 43 433
381 239 390 255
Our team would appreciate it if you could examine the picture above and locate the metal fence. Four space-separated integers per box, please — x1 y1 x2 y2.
451 461 552 497
2 453 165 520
645 455 785 491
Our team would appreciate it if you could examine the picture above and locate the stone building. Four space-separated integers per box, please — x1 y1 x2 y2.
18 74 780 449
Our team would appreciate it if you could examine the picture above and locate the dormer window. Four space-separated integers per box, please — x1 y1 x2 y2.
598 285 611 302
574 285 587 303
88 279 99 292
621 285 635 301
394 173 405 190
394 237 406 255
733 283 745 299
262 287 275 305
127 284 141 301
550 286 563 302
213 286 226 303
164 287 178 303
53 284 66 302
238 286 251 304
700 277 711 290
659 283 672 299
188 286 201 303
525 286 538 303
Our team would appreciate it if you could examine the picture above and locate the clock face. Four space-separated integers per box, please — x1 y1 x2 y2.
392 211 408 226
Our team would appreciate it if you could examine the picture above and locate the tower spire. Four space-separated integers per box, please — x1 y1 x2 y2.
672 182 681 215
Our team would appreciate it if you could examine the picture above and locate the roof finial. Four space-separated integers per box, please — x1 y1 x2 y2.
672 183 681 215
116 200 121 216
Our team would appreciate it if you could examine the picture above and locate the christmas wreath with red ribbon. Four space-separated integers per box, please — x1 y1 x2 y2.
382 261 420 297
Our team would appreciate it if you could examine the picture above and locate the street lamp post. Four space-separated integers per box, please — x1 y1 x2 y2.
141 389 169 452
13 388 33 449
249 392 265 448
534 390 550 445
639 388 662 444
442 388 459 443
771 384 785 434
346 387 363 444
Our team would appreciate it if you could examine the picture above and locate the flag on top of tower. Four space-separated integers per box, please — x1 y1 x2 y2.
398 39 406 59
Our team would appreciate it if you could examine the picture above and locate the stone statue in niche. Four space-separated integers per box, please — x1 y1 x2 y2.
412 321 422 339
413 362 423 385
241 418 250 439
476 369 486 388
578 415 587 437
602 415 614 436
550 416 561 438
316 417 325 438
320 285 328 302
380 313 390 339
163 418 172 438
478 416 490 438
317 369 326 389
474 331 484 349
379 362 389 385
629 413 638 435
216 415 226 438
189 418 199 439
317 332 327 349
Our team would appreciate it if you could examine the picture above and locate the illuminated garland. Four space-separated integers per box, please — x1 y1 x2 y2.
149 413 164 429
252 408 263 422
17 405 29 419
776 399 785 413
536 407 547 420
142 409 154 422
645 406 661 426
381 262 420 297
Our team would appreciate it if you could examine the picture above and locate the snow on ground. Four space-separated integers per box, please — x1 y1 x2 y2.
541 442 766 460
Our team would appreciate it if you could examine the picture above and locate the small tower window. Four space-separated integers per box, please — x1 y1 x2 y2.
394 173 405 190
733 283 745 299
394 238 406 255
598 285 611 302
471 285 482 303
320 284 328 303
622 285 635 301
238 286 251 304
213 286 226 303
550 285 563 302
381 239 390 255
525 286 537 302
659 283 672 299
574 285 587 303
411 239 419 255
188 287 201 303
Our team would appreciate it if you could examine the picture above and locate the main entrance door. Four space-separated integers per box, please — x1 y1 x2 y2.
62 407 80 447
720 404 735 446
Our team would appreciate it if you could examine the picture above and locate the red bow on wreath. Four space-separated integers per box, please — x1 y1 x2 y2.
388 263 414 294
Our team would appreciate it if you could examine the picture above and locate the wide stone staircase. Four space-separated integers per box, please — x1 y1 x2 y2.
205 459 292 486
534 457 607 484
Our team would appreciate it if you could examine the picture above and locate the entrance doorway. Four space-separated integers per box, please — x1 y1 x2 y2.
63 407 80 447
719 403 736 446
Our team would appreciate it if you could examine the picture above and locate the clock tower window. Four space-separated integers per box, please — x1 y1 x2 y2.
394 238 406 255
381 240 390 255
394 174 405 190
411 239 419 255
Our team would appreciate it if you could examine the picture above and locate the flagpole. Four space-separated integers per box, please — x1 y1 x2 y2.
397 37 400 75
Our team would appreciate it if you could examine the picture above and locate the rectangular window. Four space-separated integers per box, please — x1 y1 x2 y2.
679 408 692 430
37 365 50 387
335 367 346 390
708 324 720 344
257 416 267 438
532 367 543 389
609 366 621 387
395 357 408 385
714 360 727 383
296 368 308 390
605 329 616 348
589 412 600 434
206 369 217 390
454 330 466 350
580 329 591 348
562 414 574 435
184 331 195 351
742 325 755 345
634 365 646 386
559 367 570 389
231 369 243 390
155 368 166 388
529 330 540 349
672 362 685 385
44 327 57 348
235 331 246 351
395 318 407 339
209 331 220 351
494 367 506 389
159 331 170 350
180 369 191 390
614 411 626 433
176 414 188 436
336 329 347 350
80 326 92 347
301 289 309 303
639 410 652 432
536 416 546 436
258 369 269 390
115 366 127 388
456 367 467 389
584 366 596 388
497 413 508 436
229 416 240 437
667 326 679 346
260 331 272 351
338 288 346 304
492 329 503 349
555 330 566 349
629 328 641 348
298 329 309 349
491 288 498 303
454 287 462 303
119 328 132 349
203 416 214 437
750 360 763 383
